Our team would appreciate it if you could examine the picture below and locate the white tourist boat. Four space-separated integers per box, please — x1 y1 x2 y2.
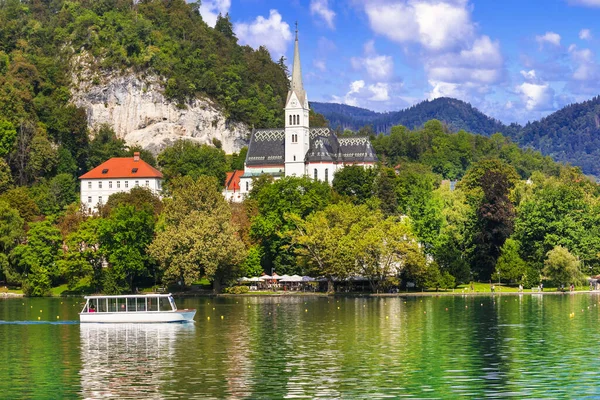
80 293 196 323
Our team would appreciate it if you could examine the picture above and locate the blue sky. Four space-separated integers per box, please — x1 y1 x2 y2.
199 0 600 124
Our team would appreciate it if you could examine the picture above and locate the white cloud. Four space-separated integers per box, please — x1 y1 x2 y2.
579 29 592 40
568 0 600 7
310 0 336 29
520 69 537 81
334 80 392 106
516 82 555 111
313 60 327 72
568 44 599 81
199 0 231 27
364 0 473 51
535 32 561 47
234 10 293 58
351 40 395 81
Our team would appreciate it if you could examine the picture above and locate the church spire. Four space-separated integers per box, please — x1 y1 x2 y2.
291 21 304 96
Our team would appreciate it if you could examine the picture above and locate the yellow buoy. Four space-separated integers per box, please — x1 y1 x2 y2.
337 306 340 310
56 316 59 319
385 316 389 319
305 309 308 312
40 310 42 313
38 317 40 320
207 316 210 321
221 315 224 320
212 307 215 310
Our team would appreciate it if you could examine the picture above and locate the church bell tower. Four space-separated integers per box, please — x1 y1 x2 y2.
284 24 310 177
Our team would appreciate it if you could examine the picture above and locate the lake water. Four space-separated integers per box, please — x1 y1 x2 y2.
1 294 600 399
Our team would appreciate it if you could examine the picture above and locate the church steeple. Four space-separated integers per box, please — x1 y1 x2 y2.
291 22 304 96
287 22 307 107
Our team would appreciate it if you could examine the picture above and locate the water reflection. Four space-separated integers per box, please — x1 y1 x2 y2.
79 323 195 399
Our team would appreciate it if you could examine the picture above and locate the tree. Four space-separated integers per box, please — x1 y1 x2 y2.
0 158 12 194
496 238 527 283
87 124 128 170
0 187 40 222
0 119 17 157
9 221 62 296
157 140 228 186
26 132 59 183
543 246 583 287
373 167 398 216
355 215 425 292
59 218 103 291
101 186 163 218
98 205 155 293
250 176 332 274
230 147 248 171
0 201 24 283
241 245 264 277
332 165 375 204
149 176 245 291
287 203 363 293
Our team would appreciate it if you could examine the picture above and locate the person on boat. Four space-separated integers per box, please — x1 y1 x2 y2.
89 304 96 313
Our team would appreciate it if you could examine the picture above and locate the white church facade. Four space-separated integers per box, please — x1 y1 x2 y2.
232 30 377 200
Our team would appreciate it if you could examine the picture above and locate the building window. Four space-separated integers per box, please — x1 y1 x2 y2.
325 168 329 183
158 181 162 189
145 180 149 187
293 155 296 161
297 114 300 125
98 181 102 189
109 181 112 189
117 181 120 189
135 181 139 187
87 196 92 203
289 115 292 125
125 181 129 188
246 181 249 191
98 196 102 204
87 182 91 189
314 169 318 181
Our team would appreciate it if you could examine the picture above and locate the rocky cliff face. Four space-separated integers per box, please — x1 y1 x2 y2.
71 72 249 154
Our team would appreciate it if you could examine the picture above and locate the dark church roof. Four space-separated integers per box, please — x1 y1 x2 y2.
245 127 377 167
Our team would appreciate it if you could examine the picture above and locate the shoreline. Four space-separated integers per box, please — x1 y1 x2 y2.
5 290 600 299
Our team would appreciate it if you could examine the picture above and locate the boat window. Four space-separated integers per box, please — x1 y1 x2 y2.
108 298 117 312
159 297 172 311
147 297 158 312
137 297 146 312
97 299 107 313
127 298 136 311
117 298 126 312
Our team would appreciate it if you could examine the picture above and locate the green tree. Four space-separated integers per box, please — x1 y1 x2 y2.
87 124 128 170
59 218 103 291
9 221 62 296
0 200 24 283
158 140 228 186
149 175 245 291
241 245 264 277
0 119 17 157
496 238 527 283
0 158 13 194
543 246 583 287
98 205 155 294
332 165 375 204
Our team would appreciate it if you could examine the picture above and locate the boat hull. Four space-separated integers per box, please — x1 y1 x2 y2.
80 310 196 323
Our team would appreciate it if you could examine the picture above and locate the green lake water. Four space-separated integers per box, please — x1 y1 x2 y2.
1 294 600 399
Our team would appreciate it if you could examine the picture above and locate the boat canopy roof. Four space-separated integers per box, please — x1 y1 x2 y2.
84 293 173 300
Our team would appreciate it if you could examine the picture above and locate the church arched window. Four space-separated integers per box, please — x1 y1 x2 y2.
246 181 249 192
289 115 292 125
325 168 329 183
314 169 318 181
297 114 300 125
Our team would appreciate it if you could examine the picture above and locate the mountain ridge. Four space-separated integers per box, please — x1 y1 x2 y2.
312 97 600 176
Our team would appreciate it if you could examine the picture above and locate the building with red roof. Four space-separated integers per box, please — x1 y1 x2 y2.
222 170 244 203
79 152 163 212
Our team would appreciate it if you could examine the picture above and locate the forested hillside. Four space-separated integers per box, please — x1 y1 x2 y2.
311 98 517 137
517 96 600 177
314 96 600 176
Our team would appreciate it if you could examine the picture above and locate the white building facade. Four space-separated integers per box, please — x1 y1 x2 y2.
79 152 163 212
234 29 377 200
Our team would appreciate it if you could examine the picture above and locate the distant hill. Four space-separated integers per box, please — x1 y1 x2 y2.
517 96 600 176
311 97 518 137
312 97 600 177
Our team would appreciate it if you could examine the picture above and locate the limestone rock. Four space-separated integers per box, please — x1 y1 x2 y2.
71 72 249 154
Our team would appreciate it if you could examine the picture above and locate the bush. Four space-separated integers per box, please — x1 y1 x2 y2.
223 285 249 294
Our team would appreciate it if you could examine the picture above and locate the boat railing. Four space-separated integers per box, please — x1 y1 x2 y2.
81 295 176 313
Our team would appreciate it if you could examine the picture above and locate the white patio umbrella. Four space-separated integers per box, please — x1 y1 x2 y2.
248 277 261 282
259 275 272 281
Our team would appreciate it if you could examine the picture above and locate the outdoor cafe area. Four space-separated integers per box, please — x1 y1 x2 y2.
237 273 374 293
237 273 317 292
